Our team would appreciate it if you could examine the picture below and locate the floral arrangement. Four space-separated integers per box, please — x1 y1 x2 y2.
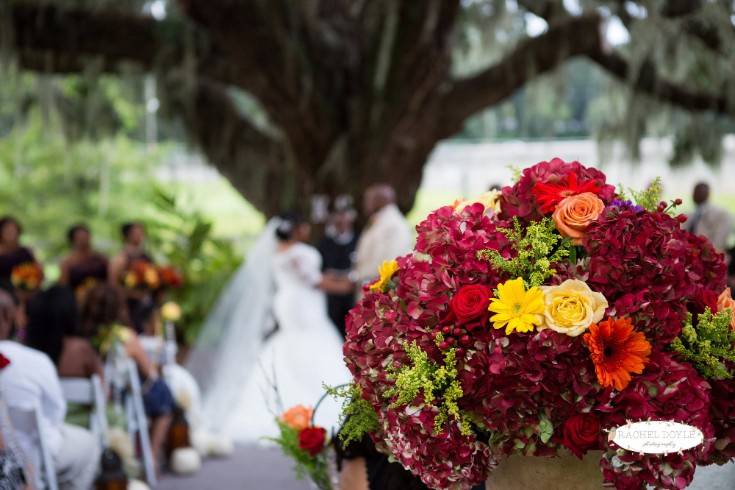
10 261 43 291
161 301 182 323
157 265 183 289
271 405 332 490
342 158 735 489
123 259 159 290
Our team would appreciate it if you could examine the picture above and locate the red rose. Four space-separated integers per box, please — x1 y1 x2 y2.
298 426 326 456
0 353 9 369
562 413 600 458
450 285 492 323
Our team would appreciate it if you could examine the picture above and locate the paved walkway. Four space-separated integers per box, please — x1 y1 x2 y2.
158 446 735 489
158 445 310 490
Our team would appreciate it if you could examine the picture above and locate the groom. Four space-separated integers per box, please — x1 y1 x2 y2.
354 184 413 292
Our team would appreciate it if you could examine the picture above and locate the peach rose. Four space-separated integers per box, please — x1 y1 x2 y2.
281 405 313 431
552 192 605 244
717 288 735 330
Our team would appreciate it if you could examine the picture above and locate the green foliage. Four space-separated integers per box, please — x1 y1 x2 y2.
537 416 554 444
628 177 663 212
326 384 380 446
478 217 573 287
269 420 333 490
141 189 242 343
384 342 471 436
0 120 160 265
671 309 735 380
0 123 243 343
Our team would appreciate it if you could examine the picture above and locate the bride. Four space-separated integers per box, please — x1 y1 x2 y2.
187 212 353 441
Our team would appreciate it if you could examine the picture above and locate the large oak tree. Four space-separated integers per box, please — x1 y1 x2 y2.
5 0 735 215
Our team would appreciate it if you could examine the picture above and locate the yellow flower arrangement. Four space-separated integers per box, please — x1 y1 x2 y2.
488 278 545 334
161 301 182 323
540 279 608 337
370 259 399 293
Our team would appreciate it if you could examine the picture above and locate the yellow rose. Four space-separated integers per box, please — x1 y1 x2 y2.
453 190 502 215
161 301 182 322
540 279 608 336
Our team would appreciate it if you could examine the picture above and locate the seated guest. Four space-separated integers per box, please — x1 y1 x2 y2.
59 224 109 294
0 288 100 490
0 216 36 284
80 283 174 470
25 286 105 431
25 286 104 380
109 222 157 334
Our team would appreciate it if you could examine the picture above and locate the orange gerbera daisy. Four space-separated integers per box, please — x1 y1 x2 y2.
583 317 651 391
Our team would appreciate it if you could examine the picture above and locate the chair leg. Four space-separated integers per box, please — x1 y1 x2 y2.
127 361 157 486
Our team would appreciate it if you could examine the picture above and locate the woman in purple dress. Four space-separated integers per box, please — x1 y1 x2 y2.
59 223 109 295
0 216 35 284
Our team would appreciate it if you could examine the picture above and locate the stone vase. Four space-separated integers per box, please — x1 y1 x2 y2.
485 451 605 490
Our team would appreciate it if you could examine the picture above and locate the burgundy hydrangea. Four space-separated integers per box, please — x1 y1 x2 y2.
597 351 714 489
499 158 616 222
584 206 727 344
342 161 732 490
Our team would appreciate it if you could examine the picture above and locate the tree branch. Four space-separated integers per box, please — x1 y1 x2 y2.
182 82 290 215
589 50 732 115
8 2 162 71
517 0 569 25
439 13 603 136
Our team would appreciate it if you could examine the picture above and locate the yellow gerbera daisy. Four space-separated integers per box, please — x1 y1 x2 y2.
370 259 399 293
488 278 545 335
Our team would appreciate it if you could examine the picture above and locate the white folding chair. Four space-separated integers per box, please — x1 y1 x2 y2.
163 321 178 366
59 374 109 448
124 360 157 486
6 404 59 490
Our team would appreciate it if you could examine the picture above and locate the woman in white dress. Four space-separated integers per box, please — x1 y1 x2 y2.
190 213 353 442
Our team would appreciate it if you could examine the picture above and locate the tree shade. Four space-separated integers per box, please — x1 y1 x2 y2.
3 0 735 215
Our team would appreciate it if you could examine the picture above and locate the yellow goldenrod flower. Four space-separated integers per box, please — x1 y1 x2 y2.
370 260 399 293
488 278 545 335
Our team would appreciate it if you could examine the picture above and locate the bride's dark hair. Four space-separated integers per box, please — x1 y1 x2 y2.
275 211 306 241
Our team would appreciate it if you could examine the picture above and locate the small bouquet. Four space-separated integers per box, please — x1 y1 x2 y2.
11 261 43 291
93 324 132 355
161 301 182 323
157 265 183 289
342 158 735 489
123 259 160 290
272 405 333 490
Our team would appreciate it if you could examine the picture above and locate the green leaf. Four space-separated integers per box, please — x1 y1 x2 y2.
538 417 554 444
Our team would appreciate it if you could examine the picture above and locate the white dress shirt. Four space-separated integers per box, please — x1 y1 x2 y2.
355 204 413 283
0 341 66 457
689 203 733 252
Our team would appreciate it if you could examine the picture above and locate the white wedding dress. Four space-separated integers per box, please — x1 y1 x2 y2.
225 242 351 441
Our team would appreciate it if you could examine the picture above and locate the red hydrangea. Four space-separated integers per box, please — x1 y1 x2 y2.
584 206 727 344
500 158 616 222
596 351 714 489
343 160 732 490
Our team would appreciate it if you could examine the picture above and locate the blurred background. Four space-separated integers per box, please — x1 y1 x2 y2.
2 0 735 344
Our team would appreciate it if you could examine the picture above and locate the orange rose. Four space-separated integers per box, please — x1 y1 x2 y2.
552 192 605 244
717 288 735 330
281 405 313 431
